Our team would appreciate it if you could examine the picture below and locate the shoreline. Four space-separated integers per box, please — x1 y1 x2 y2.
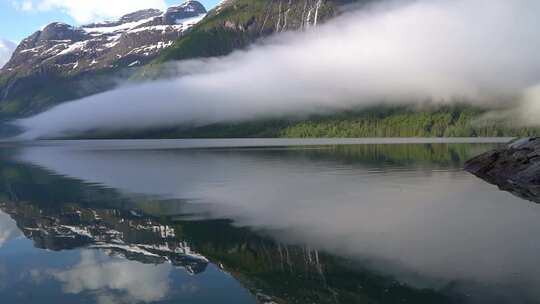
1 137 515 150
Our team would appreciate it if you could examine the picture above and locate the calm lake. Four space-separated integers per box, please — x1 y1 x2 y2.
1 138 538 304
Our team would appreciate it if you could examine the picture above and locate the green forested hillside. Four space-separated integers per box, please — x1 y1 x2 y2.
73 104 540 139
156 0 345 63
279 106 537 138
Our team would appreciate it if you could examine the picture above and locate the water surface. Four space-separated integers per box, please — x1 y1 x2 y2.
1 138 536 304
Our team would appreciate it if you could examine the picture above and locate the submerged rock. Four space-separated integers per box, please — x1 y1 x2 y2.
464 137 540 203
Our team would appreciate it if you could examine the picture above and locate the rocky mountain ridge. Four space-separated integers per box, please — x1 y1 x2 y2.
3 1 206 75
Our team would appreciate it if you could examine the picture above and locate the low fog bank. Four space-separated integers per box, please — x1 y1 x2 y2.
16 0 540 139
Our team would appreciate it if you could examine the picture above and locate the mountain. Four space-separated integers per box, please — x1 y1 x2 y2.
152 0 366 67
0 39 16 68
0 1 207 118
0 0 375 124
6 1 206 74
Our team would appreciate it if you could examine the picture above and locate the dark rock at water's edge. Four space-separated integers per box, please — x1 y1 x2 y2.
465 137 540 203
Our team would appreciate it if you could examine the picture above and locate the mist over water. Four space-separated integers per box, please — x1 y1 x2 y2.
11 140 540 302
17 0 540 139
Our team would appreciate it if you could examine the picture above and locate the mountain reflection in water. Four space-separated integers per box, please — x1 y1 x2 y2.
0 139 537 304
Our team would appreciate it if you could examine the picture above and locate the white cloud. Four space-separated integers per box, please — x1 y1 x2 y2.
0 39 16 69
0 211 22 248
47 251 172 304
13 0 168 24
11 0 34 11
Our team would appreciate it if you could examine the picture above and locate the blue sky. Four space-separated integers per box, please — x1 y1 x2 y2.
0 0 220 43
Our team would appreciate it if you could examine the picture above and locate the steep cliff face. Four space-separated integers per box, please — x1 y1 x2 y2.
0 1 207 118
156 0 366 63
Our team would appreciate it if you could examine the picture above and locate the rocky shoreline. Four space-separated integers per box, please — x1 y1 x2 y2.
465 137 540 203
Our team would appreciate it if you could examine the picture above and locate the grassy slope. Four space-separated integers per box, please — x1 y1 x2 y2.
156 0 336 62
141 0 340 79
157 0 268 62
0 67 134 120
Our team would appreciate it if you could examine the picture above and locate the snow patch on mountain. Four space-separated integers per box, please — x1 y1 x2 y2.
82 16 159 34
2 1 207 75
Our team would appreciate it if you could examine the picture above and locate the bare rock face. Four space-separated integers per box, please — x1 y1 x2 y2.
163 1 207 24
465 137 540 203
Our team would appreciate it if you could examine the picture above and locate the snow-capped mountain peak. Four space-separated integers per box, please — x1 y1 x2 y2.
1 1 207 74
